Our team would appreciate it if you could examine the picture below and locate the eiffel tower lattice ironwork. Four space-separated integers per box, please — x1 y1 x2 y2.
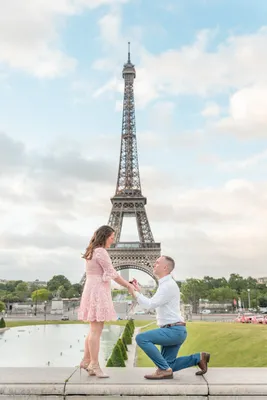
107 43 161 281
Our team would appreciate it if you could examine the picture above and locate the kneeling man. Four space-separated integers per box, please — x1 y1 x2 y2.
132 256 210 380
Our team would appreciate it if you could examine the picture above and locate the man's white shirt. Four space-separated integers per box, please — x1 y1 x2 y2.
135 274 184 326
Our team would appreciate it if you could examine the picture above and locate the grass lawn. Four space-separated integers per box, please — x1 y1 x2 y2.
137 322 267 367
5 319 151 329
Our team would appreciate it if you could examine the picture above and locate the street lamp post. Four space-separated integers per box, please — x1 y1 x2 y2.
247 289 251 310
34 289 39 316
44 301 47 322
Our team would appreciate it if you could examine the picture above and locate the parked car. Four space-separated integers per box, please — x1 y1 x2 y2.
61 315 69 321
200 309 211 314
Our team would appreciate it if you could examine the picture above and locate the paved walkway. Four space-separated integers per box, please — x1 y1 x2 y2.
0 367 267 398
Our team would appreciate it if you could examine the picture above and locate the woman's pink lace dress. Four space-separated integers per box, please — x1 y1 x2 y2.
78 247 119 322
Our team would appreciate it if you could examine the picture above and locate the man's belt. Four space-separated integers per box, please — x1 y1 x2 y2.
160 322 186 328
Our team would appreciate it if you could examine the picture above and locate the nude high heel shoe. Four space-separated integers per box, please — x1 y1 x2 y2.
88 362 109 378
79 359 95 376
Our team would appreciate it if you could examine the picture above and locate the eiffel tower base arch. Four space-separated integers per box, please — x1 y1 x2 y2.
108 245 160 283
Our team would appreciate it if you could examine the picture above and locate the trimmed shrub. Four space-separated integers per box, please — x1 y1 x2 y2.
122 335 128 351
118 338 128 360
125 323 133 337
122 326 132 345
106 357 113 367
0 318 6 328
0 301 5 313
128 319 135 334
110 343 125 367
125 321 133 335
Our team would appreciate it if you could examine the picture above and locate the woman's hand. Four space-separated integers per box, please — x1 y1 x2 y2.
127 283 136 296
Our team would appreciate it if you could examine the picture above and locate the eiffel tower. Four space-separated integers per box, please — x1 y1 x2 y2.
107 43 161 281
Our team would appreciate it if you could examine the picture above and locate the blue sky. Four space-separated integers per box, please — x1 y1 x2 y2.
0 0 267 283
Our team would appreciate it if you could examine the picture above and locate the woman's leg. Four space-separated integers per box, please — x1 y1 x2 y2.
80 325 91 369
88 321 104 364
87 321 109 378
84 325 91 361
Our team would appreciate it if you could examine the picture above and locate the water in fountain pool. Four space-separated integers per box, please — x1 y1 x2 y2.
0 324 124 367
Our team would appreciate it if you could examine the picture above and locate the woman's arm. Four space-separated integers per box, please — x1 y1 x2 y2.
114 274 132 290
95 248 134 293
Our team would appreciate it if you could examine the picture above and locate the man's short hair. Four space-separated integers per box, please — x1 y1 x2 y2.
163 255 175 272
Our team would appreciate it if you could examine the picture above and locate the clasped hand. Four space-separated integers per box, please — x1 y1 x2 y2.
127 279 141 296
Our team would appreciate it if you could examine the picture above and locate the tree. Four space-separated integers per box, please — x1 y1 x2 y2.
246 276 258 290
0 301 5 312
71 284 82 295
228 274 246 294
240 288 259 309
0 290 7 301
31 289 50 302
181 279 207 313
15 282 29 301
47 275 71 292
66 285 81 299
207 287 238 303
203 276 228 290
57 285 67 299
259 297 267 308
5 280 23 293
1 293 20 303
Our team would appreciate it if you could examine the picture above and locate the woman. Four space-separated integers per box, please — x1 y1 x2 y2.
78 225 134 378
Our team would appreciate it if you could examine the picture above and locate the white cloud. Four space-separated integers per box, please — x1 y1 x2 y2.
146 101 175 132
98 8 121 47
218 149 267 172
0 0 130 77
216 85 267 138
138 27 267 99
148 179 267 279
201 102 221 117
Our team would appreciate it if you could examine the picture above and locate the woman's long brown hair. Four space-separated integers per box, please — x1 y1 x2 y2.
82 225 115 260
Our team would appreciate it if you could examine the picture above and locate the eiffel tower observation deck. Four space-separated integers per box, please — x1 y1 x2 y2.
107 43 161 281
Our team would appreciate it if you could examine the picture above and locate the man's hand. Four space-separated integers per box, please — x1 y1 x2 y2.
131 279 141 293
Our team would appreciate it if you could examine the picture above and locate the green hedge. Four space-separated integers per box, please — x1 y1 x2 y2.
118 338 127 360
107 343 125 367
106 358 113 366
106 320 135 367
122 335 128 351
126 319 135 335
122 325 132 345
0 318 6 328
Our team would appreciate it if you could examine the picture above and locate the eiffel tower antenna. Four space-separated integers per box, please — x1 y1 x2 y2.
128 41 131 63
106 43 161 280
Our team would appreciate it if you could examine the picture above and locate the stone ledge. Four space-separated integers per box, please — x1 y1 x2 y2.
66 367 207 396
205 368 267 396
0 367 266 398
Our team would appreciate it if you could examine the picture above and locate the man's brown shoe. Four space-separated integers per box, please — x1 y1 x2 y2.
144 368 173 380
196 352 210 375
